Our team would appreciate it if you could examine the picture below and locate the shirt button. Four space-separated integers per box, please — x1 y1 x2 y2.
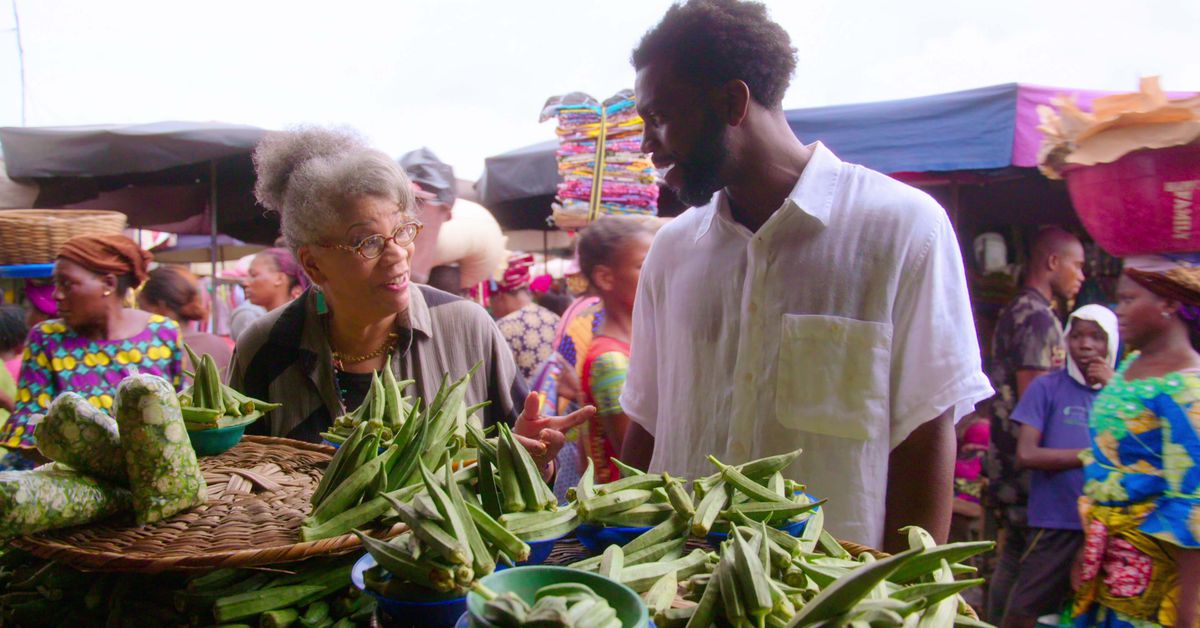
743 373 753 385
748 302 758 315
730 443 748 459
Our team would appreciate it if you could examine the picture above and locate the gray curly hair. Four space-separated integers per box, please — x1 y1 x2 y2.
253 126 416 251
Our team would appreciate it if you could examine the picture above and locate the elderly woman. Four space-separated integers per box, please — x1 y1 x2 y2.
0 234 183 467
230 128 591 473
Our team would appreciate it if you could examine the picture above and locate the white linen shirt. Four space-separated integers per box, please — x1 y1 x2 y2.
620 142 993 547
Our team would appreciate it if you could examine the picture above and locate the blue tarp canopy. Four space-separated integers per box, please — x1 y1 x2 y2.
784 83 1017 174
477 83 1022 215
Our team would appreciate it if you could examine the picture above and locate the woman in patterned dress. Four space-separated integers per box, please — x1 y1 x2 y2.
0 234 183 469
492 253 560 383
1070 255 1200 627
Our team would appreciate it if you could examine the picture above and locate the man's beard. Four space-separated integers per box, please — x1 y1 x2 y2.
672 112 729 207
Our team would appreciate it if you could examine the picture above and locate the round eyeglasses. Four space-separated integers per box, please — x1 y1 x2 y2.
322 221 423 260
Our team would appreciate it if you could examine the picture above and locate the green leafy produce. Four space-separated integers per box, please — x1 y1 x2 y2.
180 345 279 432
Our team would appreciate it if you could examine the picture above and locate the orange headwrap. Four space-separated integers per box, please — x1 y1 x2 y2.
57 234 153 287
1123 255 1200 306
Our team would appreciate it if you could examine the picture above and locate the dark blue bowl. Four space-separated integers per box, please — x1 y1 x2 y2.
520 532 568 565
323 438 387 454
705 493 821 547
352 553 466 628
574 523 653 554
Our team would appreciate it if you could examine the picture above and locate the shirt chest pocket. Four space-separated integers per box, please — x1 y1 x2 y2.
774 314 893 441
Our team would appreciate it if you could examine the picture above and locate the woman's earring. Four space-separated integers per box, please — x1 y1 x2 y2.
1163 311 1173 319
103 290 112 297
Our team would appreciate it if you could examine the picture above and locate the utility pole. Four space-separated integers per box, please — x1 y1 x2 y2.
11 0 26 125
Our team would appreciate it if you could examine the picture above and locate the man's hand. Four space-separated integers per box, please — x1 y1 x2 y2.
884 410 955 553
513 392 594 471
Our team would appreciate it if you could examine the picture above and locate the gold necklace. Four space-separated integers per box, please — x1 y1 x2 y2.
331 332 400 371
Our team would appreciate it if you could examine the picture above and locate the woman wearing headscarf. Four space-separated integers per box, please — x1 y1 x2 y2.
1070 256 1200 628
492 253 561 383
0 234 183 467
244 247 310 313
1000 305 1118 626
229 127 590 475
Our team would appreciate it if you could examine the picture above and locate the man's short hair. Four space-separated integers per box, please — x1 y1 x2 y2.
631 0 797 109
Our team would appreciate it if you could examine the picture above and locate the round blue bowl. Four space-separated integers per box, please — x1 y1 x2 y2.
574 523 653 555
705 493 821 546
323 438 387 454
352 553 466 628
520 532 568 565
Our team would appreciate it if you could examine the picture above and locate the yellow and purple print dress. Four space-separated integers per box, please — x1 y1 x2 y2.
1071 355 1200 627
0 316 183 452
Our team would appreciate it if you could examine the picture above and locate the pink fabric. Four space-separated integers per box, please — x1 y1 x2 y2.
1012 84 1198 168
24 281 56 317
1103 537 1153 598
5 357 20 381
530 274 553 294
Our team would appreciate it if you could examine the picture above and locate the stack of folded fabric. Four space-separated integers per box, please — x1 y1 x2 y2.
540 90 659 229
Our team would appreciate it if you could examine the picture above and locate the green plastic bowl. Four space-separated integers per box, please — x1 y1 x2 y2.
467 565 648 628
187 423 247 456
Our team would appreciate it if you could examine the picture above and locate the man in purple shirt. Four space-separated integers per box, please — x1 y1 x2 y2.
1002 305 1117 627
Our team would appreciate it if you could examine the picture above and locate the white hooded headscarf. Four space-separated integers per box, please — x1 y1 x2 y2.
1066 304 1119 389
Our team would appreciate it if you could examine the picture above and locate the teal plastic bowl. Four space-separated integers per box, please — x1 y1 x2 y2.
467 565 648 628
187 423 247 456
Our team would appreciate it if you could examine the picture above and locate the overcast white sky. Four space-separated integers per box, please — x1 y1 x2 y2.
1 0 1197 179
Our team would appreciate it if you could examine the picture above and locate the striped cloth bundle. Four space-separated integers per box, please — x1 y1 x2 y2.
539 90 659 229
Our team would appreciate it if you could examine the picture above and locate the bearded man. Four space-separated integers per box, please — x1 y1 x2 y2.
618 0 993 552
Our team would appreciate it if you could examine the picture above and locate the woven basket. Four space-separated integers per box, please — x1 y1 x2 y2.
0 209 128 265
12 436 403 573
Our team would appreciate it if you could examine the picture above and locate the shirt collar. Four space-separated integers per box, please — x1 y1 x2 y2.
694 141 842 242
406 284 434 339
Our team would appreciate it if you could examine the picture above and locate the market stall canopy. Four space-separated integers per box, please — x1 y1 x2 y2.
475 83 1196 229
0 121 267 178
0 158 38 208
152 234 265 264
0 121 279 244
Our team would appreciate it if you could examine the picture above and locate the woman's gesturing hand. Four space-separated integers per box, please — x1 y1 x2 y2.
513 392 595 472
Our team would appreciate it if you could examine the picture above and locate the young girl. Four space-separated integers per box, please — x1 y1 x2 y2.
1002 305 1117 626
1070 256 1200 628
575 216 662 484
